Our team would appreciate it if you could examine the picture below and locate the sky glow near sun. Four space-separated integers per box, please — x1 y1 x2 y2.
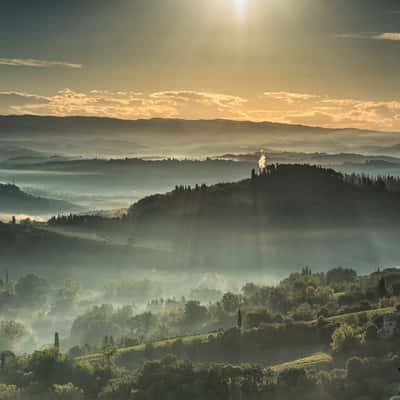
234 0 247 16
2 0 400 132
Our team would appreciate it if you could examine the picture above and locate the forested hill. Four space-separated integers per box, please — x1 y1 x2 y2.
128 164 400 229
0 183 81 215
49 164 400 271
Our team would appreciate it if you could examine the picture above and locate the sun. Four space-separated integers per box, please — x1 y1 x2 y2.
233 0 247 16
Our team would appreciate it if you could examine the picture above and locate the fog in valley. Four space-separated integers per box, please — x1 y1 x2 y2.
1 117 400 360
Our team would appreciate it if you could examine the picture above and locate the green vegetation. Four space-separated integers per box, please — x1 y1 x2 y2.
77 332 217 363
2 264 400 399
271 352 333 372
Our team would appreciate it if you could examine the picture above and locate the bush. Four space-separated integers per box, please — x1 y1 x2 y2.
50 383 84 400
331 324 359 354
0 385 21 400
364 323 378 342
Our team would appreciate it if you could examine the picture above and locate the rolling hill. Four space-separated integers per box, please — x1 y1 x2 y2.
0 115 398 157
0 183 82 215
124 164 400 272
128 164 400 227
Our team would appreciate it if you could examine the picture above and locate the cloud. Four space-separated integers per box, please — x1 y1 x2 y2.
3 88 400 132
150 90 248 118
1 89 249 121
258 91 400 131
372 32 400 41
263 91 320 104
338 32 400 41
0 58 82 69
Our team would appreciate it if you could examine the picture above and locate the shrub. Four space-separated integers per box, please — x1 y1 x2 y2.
331 324 359 354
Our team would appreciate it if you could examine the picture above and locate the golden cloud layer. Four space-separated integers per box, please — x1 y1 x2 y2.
338 32 400 41
2 88 400 132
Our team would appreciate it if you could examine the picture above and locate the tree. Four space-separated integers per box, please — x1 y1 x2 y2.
128 312 157 340
331 324 359 353
245 310 274 329
52 280 80 313
182 301 208 328
28 348 75 388
14 274 50 307
54 332 60 352
50 383 84 400
326 267 357 285
392 282 400 296
0 384 20 400
0 351 15 371
0 321 29 352
222 292 240 314
365 323 378 342
98 375 136 400
377 277 389 298
277 367 307 387
237 309 242 329
346 357 369 381
103 346 117 369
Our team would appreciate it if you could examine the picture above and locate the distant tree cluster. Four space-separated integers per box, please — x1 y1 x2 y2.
48 213 121 227
174 183 208 193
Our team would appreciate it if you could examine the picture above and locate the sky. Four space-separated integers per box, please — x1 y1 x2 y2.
2 0 400 131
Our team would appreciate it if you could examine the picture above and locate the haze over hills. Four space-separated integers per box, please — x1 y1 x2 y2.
2 146 400 217
128 164 400 228
45 164 400 274
2 115 400 157
0 183 82 216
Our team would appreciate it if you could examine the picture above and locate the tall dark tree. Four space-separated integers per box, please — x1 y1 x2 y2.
54 332 60 352
237 309 242 329
377 277 389 298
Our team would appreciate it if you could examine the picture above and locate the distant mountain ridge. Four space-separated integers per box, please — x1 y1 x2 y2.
0 114 376 135
1 115 398 157
218 151 400 166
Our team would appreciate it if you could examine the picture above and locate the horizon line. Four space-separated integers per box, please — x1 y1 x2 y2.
0 113 395 134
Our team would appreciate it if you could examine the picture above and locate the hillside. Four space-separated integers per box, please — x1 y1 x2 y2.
0 222 170 281
129 164 400 227
0 183 81 215
124 164 400 272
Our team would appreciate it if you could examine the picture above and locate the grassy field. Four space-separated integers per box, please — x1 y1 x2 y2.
77 331 218 362
38 225 173 253
271 352 333 372
77 306 394 364
324 306 394 323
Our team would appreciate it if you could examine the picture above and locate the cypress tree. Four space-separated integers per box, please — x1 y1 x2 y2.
377 278 389 298
54 332 60 352
237 309 243 329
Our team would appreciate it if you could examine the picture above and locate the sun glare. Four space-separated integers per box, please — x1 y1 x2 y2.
234 0 247 17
